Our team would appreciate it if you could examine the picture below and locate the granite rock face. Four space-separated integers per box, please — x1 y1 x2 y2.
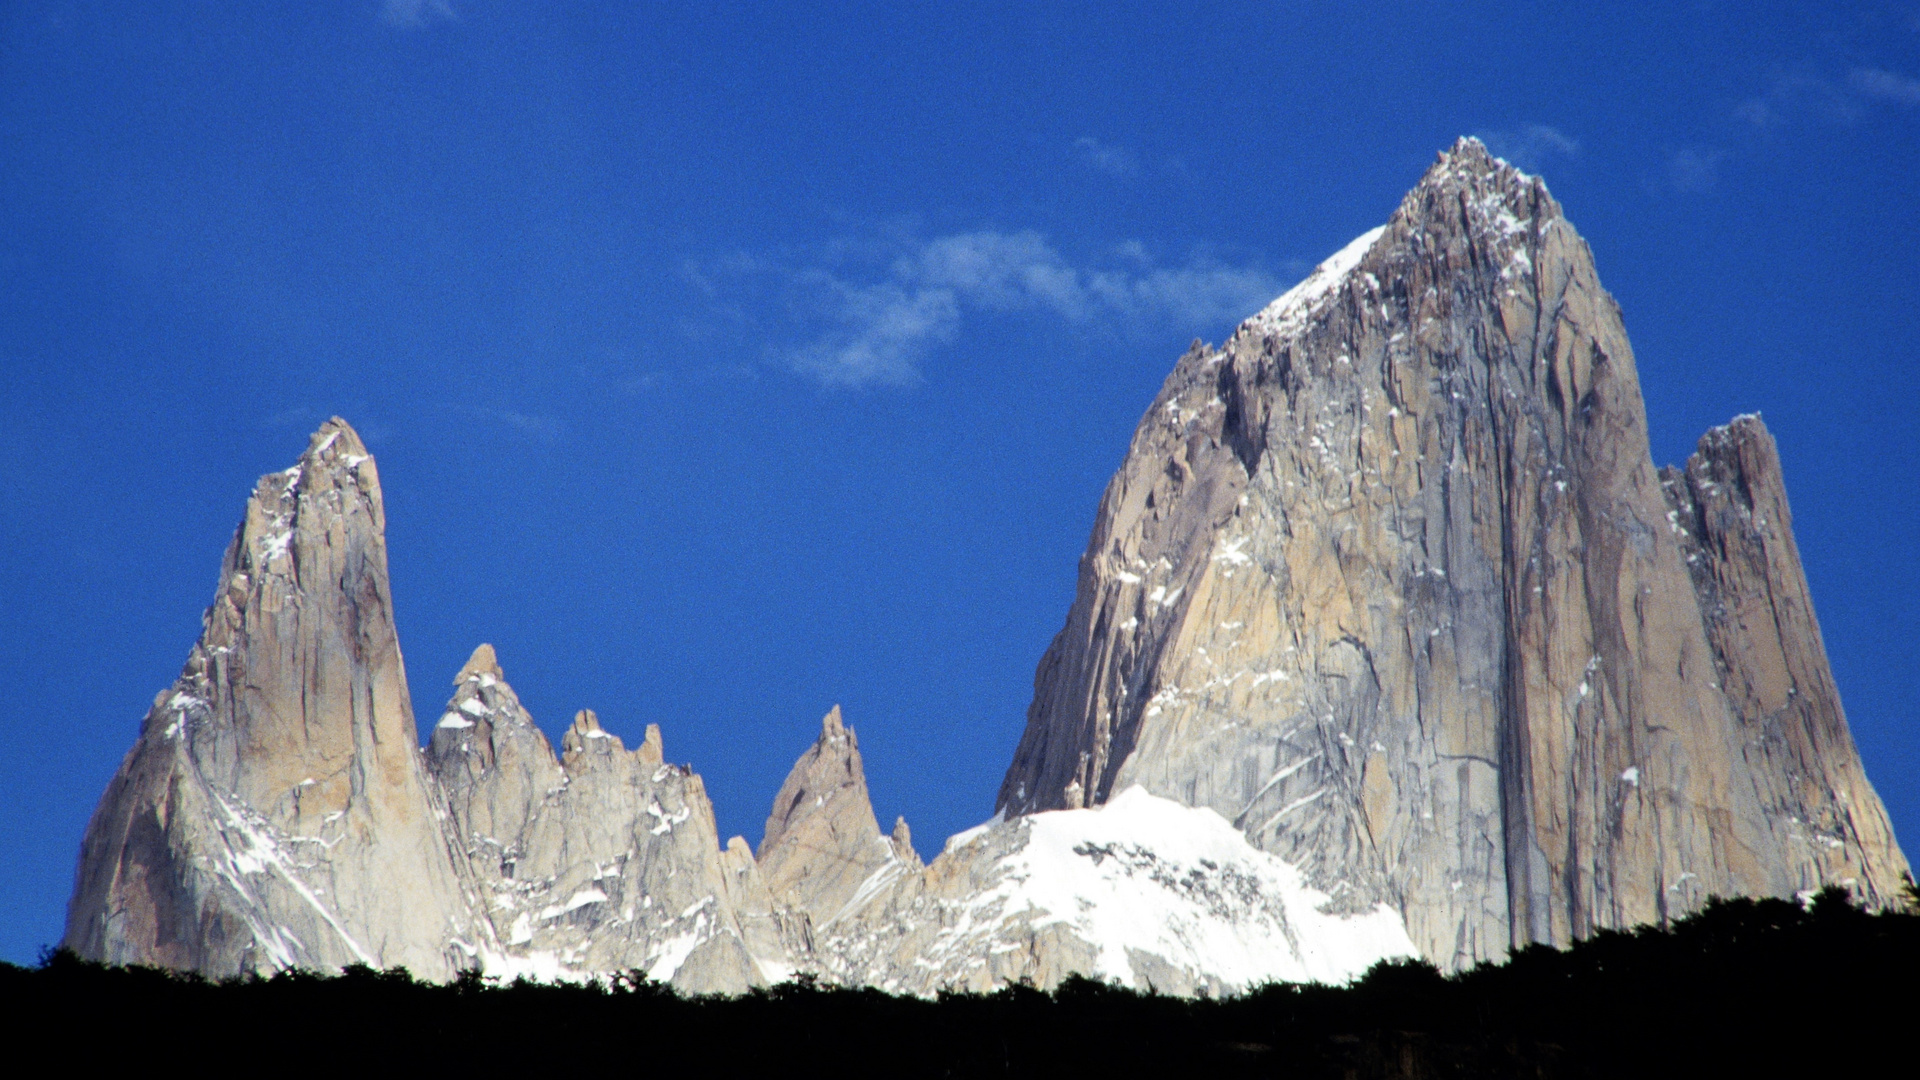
995 138 1907 969
63 424 768 994
63 418 1423 994
425 644 565 882
64 420 481 979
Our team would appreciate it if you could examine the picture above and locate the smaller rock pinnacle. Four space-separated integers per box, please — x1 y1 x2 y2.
455 643 503 685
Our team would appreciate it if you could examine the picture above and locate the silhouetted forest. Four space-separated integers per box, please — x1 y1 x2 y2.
7 887 1914 1078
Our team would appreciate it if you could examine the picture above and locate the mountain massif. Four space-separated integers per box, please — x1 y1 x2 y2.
63 139 1907 993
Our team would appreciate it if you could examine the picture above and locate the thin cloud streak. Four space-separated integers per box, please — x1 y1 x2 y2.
1666 146 1726 193
747 230 1281 388
1072 137 1139 178
1475 124 1579 171
1850 67 1920 106
382 0 457 28
1735 72 1864 129
455 404 563 442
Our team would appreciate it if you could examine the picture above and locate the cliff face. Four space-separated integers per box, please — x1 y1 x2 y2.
60 416 1423 994
63 420 479 979
995 139 1907 969
756 706 899 926
62 424 770 994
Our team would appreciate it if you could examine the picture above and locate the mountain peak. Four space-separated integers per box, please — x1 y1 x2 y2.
307 416 366 455
996 139 1907 972
66 418 474 978
64 141 1908 998
757 707 890 923
1400 135 1561 238
821 704 849 744
455 643 503 685
1424 135 1537 187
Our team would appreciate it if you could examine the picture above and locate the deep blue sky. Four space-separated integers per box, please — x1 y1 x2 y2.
2 3 1916 964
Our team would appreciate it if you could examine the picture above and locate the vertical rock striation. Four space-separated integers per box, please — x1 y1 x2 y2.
64 420 479 978
63 420 1429 994
995 139 1907 969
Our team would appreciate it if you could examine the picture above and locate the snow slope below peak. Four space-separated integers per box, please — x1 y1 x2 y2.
937 786 1419 991
1247 226 1387 340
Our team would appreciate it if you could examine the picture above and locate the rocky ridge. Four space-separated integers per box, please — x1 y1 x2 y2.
65 140 1907 992
424 649 763 990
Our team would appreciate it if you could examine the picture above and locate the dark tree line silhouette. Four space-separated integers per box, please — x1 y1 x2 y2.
7 885 1915 1078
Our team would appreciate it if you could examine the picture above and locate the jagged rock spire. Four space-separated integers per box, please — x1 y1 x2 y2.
426 660 763 991
455 643 504 683
757 706 895 925
65 419 478 978
1660 416 1907 901
425 642 562 885
889 816 920 865
64 142 1907 997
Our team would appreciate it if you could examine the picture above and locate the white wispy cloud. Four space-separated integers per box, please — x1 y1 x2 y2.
1666 146 1726 193
714 230 1281 388
382 0 457 28
1735 72 1863 128
1850 67 1920 106
1072 137 1139 178
455 404 562 442
1475 124 1579 171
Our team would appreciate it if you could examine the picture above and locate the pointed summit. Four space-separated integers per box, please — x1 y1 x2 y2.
1661 417 1908 903
455 643 503 684
757 707 892 925
821 704 851 744
562 708 626 759
425 643 561 862
637 722 664 766
65 418 475 978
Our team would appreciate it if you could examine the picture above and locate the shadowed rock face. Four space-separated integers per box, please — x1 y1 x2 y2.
63 420 479 979
994 138 1907 969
